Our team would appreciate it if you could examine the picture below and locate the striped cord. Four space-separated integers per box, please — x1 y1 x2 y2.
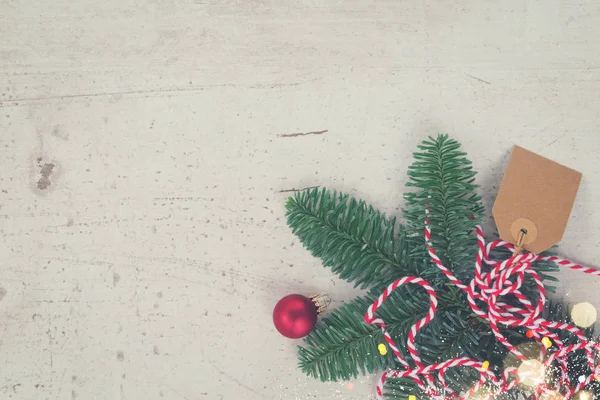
365 205 600 399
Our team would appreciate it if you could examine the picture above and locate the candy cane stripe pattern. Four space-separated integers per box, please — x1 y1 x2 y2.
365 203 600 400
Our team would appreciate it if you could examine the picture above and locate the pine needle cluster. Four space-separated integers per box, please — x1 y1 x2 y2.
285 135 594 399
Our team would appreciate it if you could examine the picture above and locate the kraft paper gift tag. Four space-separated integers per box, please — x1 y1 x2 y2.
492 146 582 253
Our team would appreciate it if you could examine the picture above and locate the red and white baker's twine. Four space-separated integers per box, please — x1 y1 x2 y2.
364 206 600 399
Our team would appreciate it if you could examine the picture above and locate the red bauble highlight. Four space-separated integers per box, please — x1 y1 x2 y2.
273 294 318 338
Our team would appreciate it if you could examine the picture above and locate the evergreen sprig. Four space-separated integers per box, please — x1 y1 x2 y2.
404 134 485 283
286 188 413 290
284 134 587 399
384 302 598 399
298 291 428 381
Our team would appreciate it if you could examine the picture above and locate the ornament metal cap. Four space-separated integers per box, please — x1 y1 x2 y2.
310 294 330 315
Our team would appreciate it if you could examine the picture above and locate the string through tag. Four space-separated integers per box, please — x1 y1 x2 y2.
512 228 528 259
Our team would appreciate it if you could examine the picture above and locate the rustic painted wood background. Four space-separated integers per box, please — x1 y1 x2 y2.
1 1 600 399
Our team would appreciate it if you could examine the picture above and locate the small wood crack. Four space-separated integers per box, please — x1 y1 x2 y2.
278 185 320 193
278 130 328 138
465 74 491 85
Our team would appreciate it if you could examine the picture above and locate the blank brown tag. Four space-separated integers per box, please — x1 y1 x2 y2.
492 146 582 253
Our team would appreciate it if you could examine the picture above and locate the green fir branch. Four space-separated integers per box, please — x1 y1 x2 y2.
404 134 485 283
382 301 597 400
284 134 592 400
298 288 431 381
286 188 413 290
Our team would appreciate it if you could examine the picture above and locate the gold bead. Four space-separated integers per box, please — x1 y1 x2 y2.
541 337 552 349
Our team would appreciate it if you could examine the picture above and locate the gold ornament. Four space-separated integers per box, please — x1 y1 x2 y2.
310 294 330 315
378 343 388 355
541 337 552 349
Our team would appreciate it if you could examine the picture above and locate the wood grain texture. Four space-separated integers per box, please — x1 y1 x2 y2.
1 0 600 399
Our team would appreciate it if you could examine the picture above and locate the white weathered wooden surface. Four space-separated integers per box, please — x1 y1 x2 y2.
1 1 600 399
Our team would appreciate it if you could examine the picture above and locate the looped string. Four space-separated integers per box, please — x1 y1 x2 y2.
364 206 600 399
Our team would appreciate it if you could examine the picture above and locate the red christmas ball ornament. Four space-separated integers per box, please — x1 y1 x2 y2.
273 294 329 338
